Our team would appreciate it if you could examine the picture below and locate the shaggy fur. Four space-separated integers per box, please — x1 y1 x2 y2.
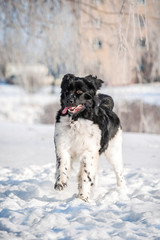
54 74 126 201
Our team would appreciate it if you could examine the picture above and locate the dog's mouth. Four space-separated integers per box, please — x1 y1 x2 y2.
62 104 84 115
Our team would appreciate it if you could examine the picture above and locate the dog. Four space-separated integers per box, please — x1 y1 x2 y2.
54 74 126 202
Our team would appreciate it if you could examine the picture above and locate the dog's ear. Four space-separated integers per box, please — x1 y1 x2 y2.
85 75 103 91
61 74 75 89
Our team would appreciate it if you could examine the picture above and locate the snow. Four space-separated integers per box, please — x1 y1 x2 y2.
0 85 59 124
0 122 160 239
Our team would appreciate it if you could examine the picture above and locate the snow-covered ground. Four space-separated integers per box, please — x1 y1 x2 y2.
0 122 160 239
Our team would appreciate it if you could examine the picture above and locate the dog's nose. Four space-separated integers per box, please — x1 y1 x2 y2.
67 95 74 104
68 99 74 104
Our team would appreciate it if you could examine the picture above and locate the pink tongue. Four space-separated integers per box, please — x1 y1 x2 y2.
62 107 69 115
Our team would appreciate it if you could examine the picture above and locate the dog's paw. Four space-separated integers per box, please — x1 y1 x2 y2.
54 181 67 191
78 194 89 202
117 179 127 188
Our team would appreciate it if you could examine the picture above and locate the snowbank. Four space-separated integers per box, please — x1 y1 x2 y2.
0 123 160 239
0 85 59 124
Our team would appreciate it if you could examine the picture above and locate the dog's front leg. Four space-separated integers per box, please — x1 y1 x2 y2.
54 150 70 191
78 153 98 202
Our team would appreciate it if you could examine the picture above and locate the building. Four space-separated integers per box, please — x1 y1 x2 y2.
75 0 160 85
0 0 160 86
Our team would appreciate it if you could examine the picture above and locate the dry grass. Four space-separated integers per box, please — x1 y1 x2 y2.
116 100 160 134
40 100 160 134
40 102 60 124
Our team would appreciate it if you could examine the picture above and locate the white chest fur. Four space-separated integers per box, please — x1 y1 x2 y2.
55 116 101 156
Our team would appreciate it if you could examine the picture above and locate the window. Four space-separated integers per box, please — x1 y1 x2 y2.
92 39 102 50
138 38 146 47
137 0 145 4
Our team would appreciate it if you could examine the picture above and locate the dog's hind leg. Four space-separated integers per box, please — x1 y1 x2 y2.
105 128 126 187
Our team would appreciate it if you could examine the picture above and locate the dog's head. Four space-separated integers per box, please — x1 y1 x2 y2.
60 74 103 115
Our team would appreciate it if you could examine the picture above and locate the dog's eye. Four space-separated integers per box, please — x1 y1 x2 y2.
76 90 83 94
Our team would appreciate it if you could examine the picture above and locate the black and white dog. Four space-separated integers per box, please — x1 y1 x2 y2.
54 74 126 201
